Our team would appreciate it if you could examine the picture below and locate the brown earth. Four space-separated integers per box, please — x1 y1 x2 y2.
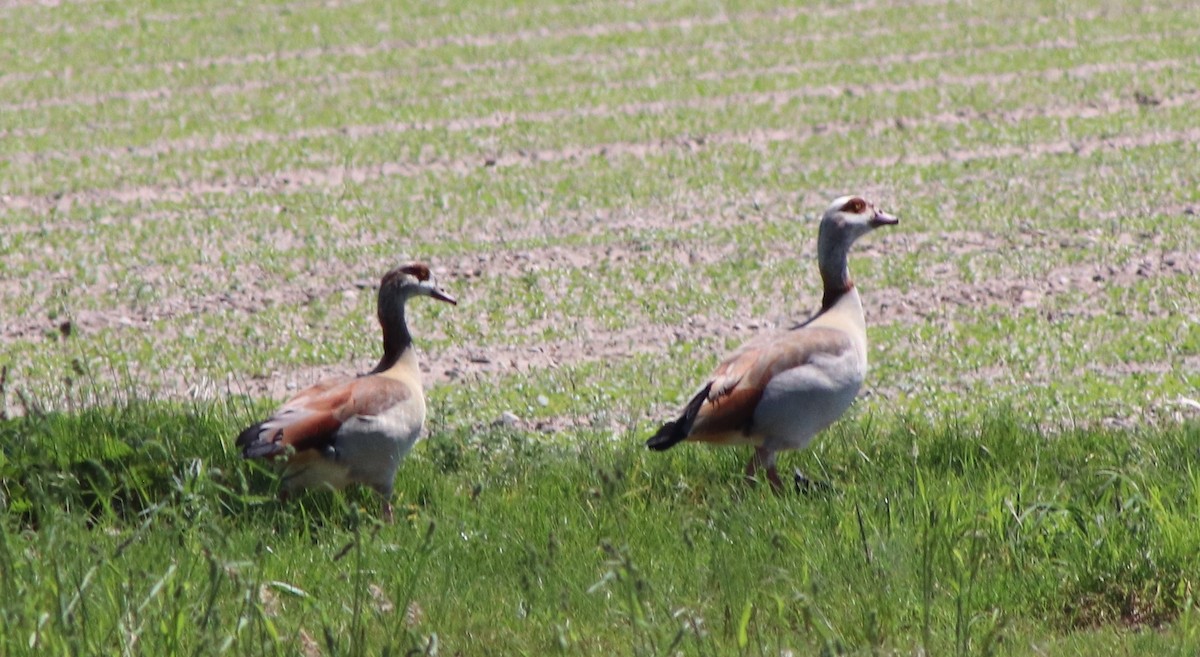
7 217 1194 413
5 170 1195 343
1 0 961 83
35 0 928 38
4 19 1192 129
2 0 1197 428
6 52 1197 171
3 0 1182 106
5 101 1198 215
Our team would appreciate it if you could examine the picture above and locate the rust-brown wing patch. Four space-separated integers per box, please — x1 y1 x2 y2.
684 327 853 442
341 376 413 420
238 375 413 459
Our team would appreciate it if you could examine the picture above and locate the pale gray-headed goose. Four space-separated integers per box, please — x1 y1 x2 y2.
647 196 898 490
236 262 456 520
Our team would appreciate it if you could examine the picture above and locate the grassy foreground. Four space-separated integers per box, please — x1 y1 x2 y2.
1 399 1198 655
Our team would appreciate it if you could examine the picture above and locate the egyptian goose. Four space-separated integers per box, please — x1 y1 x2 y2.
647 196 898 490
236 263 456 520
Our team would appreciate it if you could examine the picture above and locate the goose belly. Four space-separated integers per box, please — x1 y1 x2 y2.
753 356 864 451
281 451 353 492
333 405 423 490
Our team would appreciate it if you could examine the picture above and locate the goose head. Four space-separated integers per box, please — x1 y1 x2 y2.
819 195 898 245
378 262 457 321
815 196 898 300
818 195 898 260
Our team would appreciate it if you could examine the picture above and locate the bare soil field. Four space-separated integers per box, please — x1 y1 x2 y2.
1 0 1198 432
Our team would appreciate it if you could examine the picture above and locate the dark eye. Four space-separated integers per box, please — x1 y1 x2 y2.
841 198 866 214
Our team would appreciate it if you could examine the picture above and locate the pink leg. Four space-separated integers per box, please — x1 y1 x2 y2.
745 447 784 492
373 485 395 523
745 450 761 481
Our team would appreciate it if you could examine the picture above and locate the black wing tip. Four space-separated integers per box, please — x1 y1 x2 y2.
645 382 712 451
645 421 683 451
235 422 281 459
235 422 262 448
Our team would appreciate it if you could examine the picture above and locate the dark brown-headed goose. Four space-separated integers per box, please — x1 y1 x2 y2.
647 196 898 490
236 262 456 520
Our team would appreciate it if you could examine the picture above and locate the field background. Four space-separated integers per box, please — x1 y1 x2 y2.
2 0 1199 654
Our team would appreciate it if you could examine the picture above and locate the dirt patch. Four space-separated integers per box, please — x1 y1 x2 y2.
363 243 1200 417
1 256 378 342
7 220 1193 417
902 126 1200 166
4 156 1194 347
24 0 371 35
0 0 101 7
1065 590 1180 632
870 247 1200 324
8 0 1176 94
6 36 1195 166
0 0 960 86
6 99 1199 215
4 0 1197 431
23 0 721 41
0 18 1067 114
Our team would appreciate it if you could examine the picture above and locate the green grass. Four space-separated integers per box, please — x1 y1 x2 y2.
3 0 1200 653
1 401 1198 655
